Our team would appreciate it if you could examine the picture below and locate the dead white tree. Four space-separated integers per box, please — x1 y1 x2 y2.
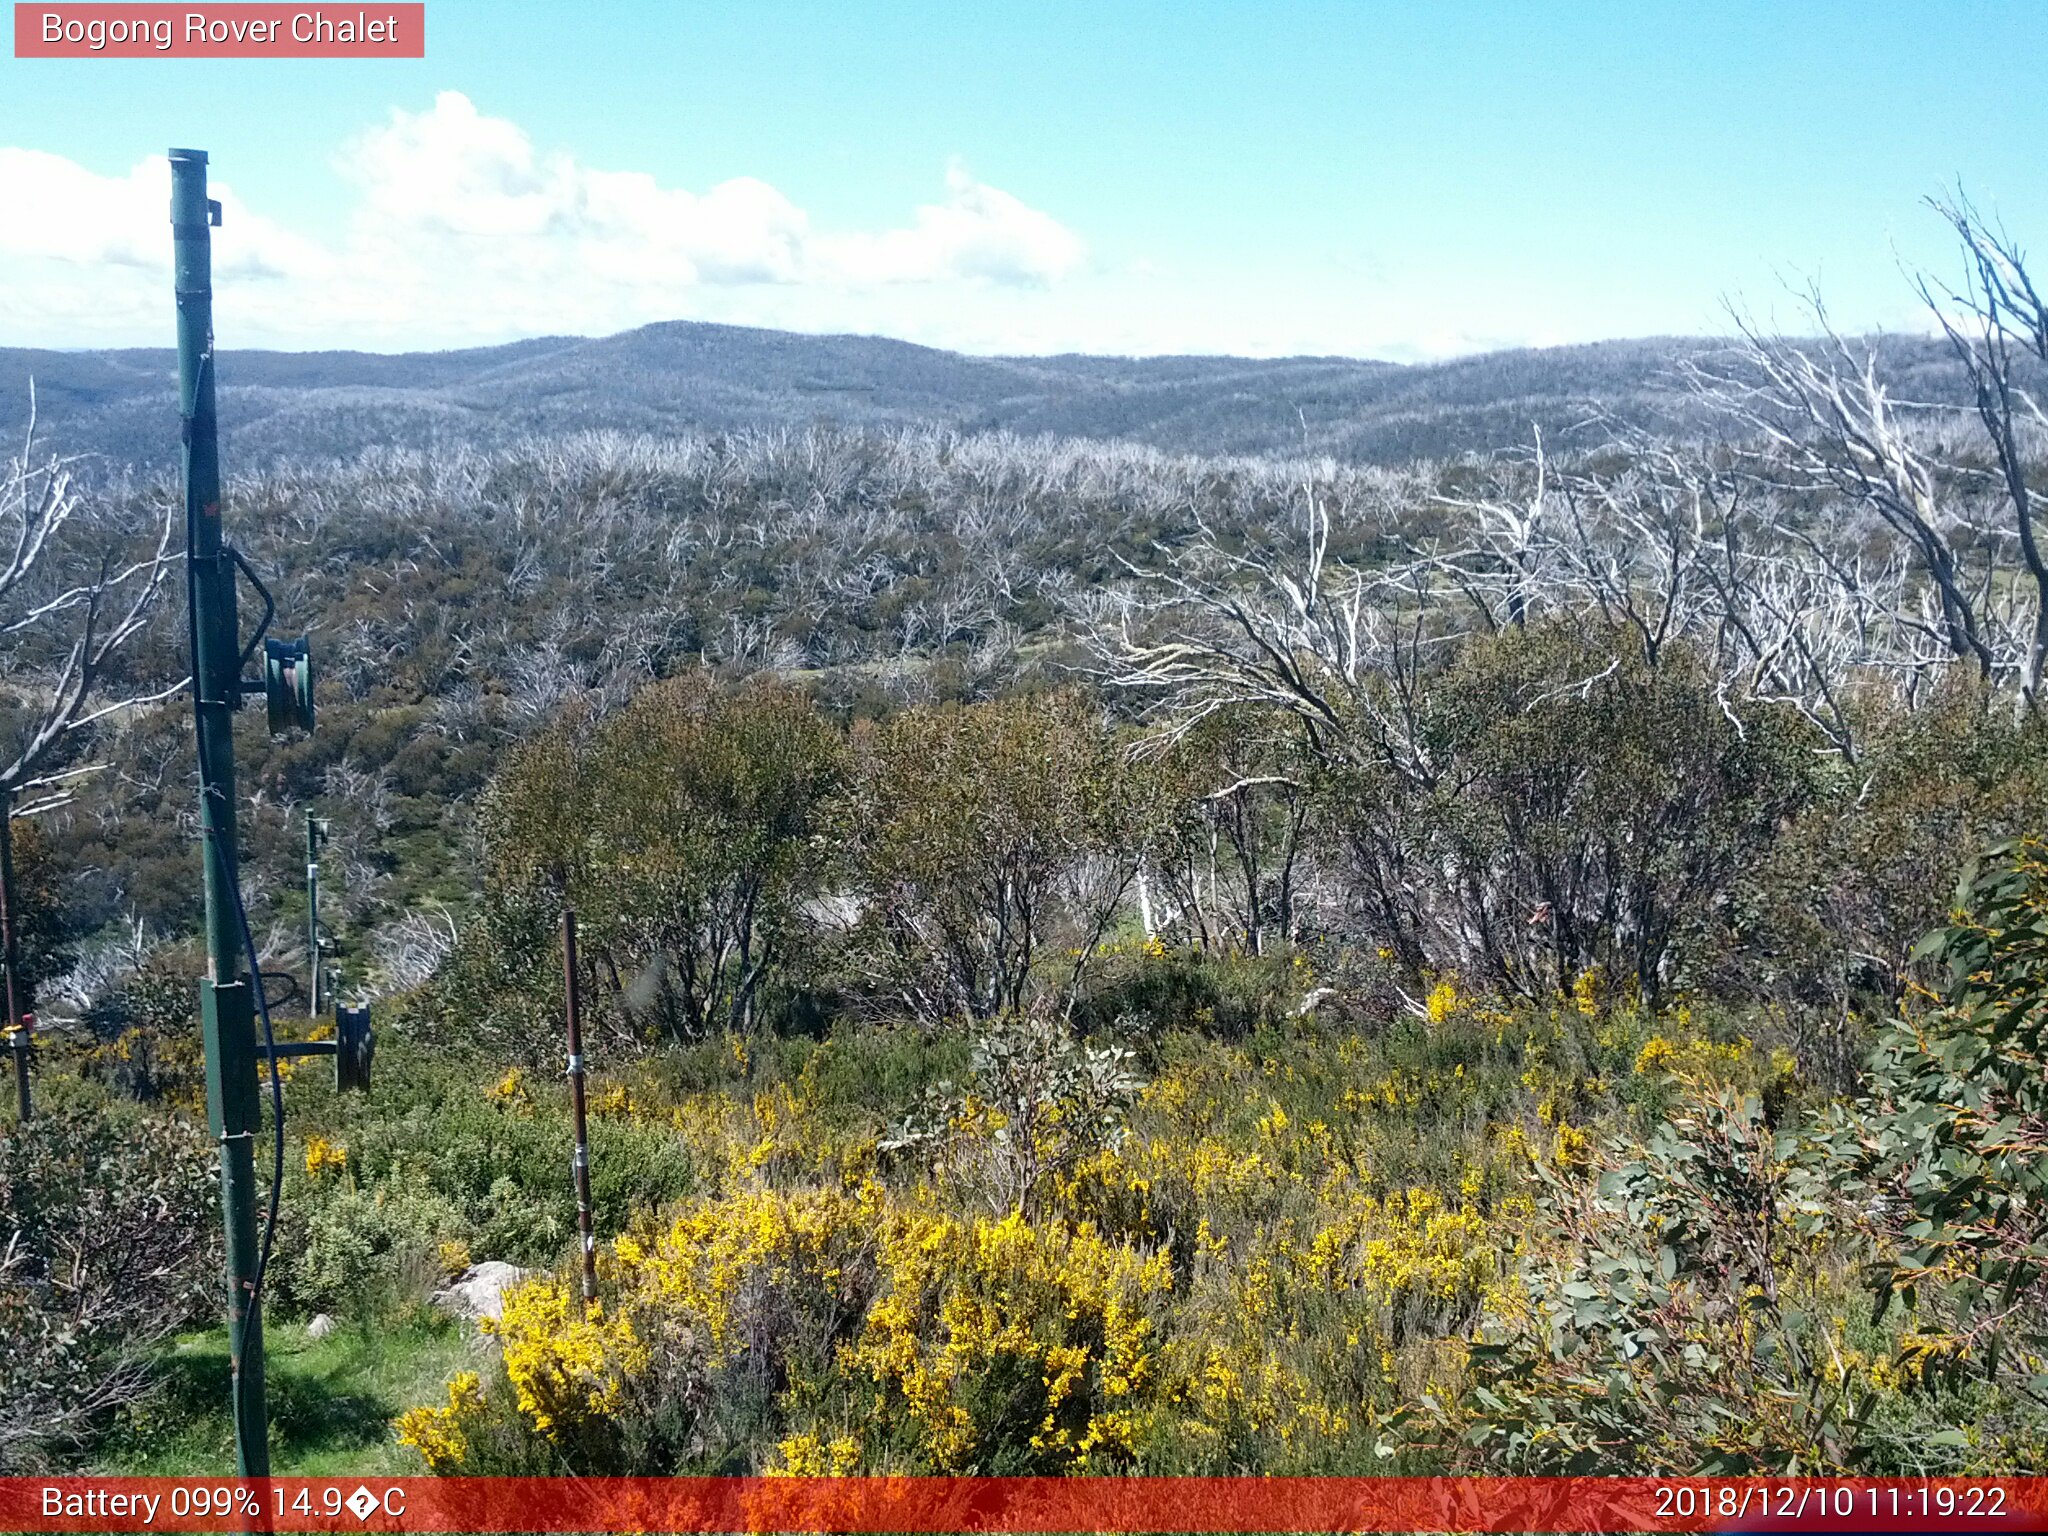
0 393 180 817
1916 192 2048 701
1684 204 2048 719
370 903 460 996
1426 429 1557 633
1687 311 2011 687
1091 467 1446 781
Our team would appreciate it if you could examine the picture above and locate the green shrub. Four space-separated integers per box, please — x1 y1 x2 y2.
1440 1076 1852 1473
0 1096 215 1470
461 671 845 1053
883 1008 1144 1215
1743 686 2048 1019
282 1176 468 1319
287 1044 695 1279
1077 946 1304 1040
1813 835 2048 1392
837 689 1145 1023
1326 624 1820 1003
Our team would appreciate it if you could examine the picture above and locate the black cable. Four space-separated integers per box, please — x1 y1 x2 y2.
224 825 287 1332
182 417 286 1451
196 819 287 1441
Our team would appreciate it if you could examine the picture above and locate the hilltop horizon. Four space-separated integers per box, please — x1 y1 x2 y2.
0 314 1975 473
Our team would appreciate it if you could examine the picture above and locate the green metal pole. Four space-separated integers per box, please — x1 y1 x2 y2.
172 146 268 1478
305 809 320 1019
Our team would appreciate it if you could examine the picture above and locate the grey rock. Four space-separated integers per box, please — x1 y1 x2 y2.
431 1261 538 1325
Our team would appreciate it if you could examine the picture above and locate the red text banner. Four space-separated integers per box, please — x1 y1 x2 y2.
2 1477 2046 1533
14 4 424 57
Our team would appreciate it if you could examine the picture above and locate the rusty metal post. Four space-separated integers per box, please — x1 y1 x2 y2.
562 908 598 1310
1 790 27 1122
305 808 325 1019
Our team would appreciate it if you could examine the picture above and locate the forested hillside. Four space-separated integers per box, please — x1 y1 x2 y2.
0 322 1979 471
6 204 2048 1482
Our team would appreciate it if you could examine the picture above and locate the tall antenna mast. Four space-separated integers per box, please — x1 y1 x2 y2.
171 145 270 1477
172 146 322 1478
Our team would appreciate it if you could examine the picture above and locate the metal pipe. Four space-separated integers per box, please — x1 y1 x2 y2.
173 145 267 1478
562 908 598 1310
262 1040 337 1060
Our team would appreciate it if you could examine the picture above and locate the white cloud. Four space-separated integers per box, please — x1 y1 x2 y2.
0 92 1094 350
822 159 1085 287
339 92 814 286
1 93 1573 360
0 149 163 269
330 94 1082 300
0 146 325 279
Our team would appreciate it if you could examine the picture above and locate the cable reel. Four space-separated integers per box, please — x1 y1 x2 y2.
223 545 314 736
264 637 315 735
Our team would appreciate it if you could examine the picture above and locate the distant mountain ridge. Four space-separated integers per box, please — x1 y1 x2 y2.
0 319 1965 472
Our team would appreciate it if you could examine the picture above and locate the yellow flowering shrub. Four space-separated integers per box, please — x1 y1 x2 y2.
1425 978 1463 1024
662 1074 875 1191
769 1431 862 1476
1630 1030 1798 1108
1570 967 1602 1017
485 1280 646 1438
610 1181 884 1366
395 1370 485 1472
303 1135 347 1176
843 1207 1174 1470
397 979 1896 1478
436 1238 474 1278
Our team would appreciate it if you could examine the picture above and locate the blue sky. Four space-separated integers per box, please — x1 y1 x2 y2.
3 1 2043 357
